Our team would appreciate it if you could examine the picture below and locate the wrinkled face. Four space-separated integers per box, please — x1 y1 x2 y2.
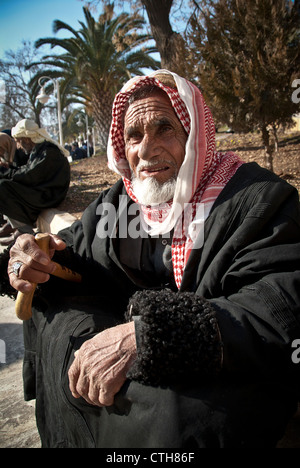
14 137 35 154
124 91 187 185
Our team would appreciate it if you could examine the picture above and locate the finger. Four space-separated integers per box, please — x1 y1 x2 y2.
74 378 95 405
9 255 57 276
87 370 116 407
8 234 62 291
11 234 51 266
9 261 52 283
8 257 55 293
48 234 66 258
69 358 104 406
87 381 105 407
9 276 34 294
81 388 101 407
98 388 114 407
11 233 65 266
68 358 82 399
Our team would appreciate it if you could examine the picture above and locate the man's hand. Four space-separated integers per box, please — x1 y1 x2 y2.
68 321 137 407
8 233 66 293
0 160 9 168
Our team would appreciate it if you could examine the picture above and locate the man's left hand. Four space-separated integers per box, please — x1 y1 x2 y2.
68 322 137 407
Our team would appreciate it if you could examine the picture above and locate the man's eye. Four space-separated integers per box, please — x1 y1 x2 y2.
159 125 172 134
126 132 142 142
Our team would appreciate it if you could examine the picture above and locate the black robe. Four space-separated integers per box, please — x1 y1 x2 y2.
0 141 70 225
16 162 300 447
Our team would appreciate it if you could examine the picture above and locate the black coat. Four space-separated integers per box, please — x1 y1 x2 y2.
22 162 300 448
0 141 70 224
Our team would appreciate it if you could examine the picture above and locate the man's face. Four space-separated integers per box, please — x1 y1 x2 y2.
124 92 187 186
14 137 34 154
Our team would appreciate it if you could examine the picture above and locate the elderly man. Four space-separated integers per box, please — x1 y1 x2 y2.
0 119 70 245
4 71 300 448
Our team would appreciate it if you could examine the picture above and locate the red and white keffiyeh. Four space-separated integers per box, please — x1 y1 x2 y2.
107 70 244 288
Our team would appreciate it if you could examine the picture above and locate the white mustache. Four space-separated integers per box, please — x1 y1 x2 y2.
136 159 176 174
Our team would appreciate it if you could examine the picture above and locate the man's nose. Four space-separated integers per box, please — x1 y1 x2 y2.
138 134 161 161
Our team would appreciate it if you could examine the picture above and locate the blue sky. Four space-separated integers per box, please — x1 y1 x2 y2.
0 0 91 59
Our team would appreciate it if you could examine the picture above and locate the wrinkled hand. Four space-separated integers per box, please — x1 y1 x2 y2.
0 160 9 168
68 322 137 407
8 233 67 293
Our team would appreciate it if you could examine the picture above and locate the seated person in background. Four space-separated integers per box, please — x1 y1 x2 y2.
0 119 70 245
64 143 72 155
0 132 16 168
0 131 28 227
5 70 300 448
0 129 29 167
71 141 87 161
0 132 16 226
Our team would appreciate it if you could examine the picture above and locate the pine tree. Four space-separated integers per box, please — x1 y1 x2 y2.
188 0 300 171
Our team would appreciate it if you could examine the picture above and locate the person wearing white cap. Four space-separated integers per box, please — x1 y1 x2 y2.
0 119 70 245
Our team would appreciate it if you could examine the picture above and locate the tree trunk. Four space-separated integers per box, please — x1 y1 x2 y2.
141 0 187 74
272 124 279 153
90 90 114 152
261 125 274 172
33 108 41 127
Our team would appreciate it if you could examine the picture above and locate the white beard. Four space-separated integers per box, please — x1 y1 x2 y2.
132 174 177 205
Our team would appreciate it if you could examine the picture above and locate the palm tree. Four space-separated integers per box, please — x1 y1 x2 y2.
28 5 159 150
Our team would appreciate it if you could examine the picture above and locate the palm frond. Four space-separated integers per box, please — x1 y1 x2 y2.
30 5 159 149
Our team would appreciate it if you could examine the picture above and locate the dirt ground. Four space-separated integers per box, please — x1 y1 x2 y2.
216 130 300 193
59 130 300 219
59 153 120 219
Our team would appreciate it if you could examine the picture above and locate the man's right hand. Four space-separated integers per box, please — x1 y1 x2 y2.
8 233 67 293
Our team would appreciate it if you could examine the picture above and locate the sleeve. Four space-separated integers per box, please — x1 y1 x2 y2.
210 199 300 378
126 182 300 387
126 289 223 386
0 246 17 298
43 197 105 296
44 191 125 298
0 145 65 185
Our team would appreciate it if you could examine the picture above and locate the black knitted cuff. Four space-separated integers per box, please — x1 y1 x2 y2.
0 246 17 299
126 289 223 386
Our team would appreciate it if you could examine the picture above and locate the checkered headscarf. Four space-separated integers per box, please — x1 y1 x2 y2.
107 70 243 288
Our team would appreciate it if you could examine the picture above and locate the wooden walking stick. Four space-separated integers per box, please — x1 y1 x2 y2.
15 233 82 321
